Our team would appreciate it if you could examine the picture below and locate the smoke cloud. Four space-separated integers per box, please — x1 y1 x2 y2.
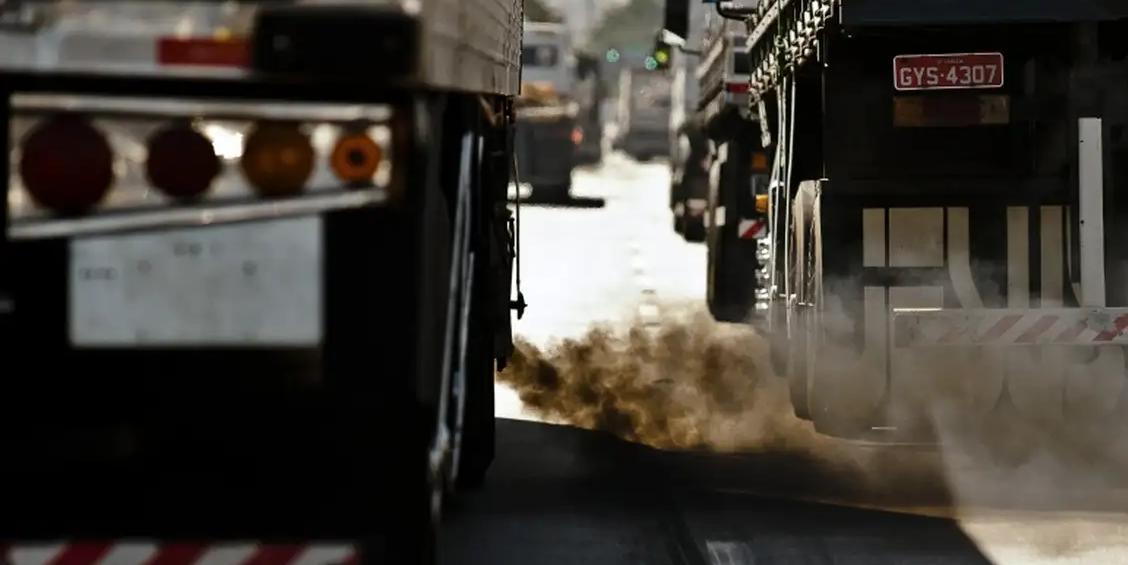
498 305 1128 525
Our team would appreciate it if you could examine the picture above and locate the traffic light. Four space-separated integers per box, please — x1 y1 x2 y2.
650 37 672 71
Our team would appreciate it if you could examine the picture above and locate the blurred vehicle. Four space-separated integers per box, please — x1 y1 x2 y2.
573 51 605 166
516 21 580 200
664 1 708 243
0 0 522 562
663 0 1128 443
614 68 672 162
693 24 766 313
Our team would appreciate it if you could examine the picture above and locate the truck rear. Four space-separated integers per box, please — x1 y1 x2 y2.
668 0 1128 444
0 0 522 562
774 0 1128 442
516 22 579 201
615 68 673 162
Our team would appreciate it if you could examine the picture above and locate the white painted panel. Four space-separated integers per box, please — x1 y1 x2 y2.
888 208 944 267
1079 117 1106 307
70 217 322 346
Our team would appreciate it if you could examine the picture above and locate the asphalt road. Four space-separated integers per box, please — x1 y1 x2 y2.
443 154 1128 565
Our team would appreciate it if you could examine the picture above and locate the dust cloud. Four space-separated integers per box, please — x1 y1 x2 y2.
498 305 1128 525
500 308 801 452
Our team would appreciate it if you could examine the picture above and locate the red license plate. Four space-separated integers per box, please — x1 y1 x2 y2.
893 53 1005 91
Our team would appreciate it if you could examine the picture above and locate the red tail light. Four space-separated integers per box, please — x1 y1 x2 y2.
725 82 751 94
571 126 584 146
146 124 221 200
19 114 114 214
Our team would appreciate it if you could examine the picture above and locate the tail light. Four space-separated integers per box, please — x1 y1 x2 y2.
725 82 751 94
18 114 114 214
570 126 584 146
8 95 393 239
755 194 770 214
751 151 769 173
241 122 315 197
330 130 382 185
146 124 221 200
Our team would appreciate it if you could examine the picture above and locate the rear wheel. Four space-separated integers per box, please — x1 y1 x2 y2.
533 182 571 202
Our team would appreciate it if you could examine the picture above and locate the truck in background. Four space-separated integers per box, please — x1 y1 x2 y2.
516 21 580 201
614 67 673 162
692 23 770 322
573 51 605 166
0 0 523 562
664 0 1128 446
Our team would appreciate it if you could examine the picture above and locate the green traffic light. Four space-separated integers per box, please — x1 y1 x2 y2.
605 48 621 63
644 56 658 71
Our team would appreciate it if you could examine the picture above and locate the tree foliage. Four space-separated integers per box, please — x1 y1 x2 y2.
525 0 563 23
587 0 663 54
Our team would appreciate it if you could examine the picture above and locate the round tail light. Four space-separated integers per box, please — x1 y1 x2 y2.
241 122 314 197
18 114 114 214
146 124 221 200
330 131 382 186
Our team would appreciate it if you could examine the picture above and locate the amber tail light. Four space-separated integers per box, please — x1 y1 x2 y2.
241 122 315 197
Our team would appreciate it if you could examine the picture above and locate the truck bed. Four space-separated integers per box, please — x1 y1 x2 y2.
419 0 523 96
0 0 524 96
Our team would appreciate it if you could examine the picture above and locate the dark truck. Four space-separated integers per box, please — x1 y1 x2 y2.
516 21 580 201
614 68 673 162
0 0 523 562
665 0 1128 443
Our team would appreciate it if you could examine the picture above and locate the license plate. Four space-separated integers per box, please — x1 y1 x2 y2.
70 217 322 347
894 53 1004 91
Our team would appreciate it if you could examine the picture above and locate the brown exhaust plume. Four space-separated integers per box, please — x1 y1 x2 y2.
499 310 816 452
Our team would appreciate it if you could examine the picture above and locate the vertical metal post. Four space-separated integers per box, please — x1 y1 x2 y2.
1078 117 1106 307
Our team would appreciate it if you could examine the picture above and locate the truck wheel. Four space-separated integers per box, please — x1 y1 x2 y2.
786 184 815 421
533 182 571 202
454 290 496 489
706 161 757 323
682 211 706 243
796 184 872 437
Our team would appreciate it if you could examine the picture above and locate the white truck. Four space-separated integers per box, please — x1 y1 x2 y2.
0 0 524 563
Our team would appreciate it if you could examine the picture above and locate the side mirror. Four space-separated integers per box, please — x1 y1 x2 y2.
663 0 689 42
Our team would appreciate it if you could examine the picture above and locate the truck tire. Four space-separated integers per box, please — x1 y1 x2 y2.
682 211 706 243
533 182 571 202
454 268 496 489
795 184 871 437
706 158 757 323
787 183 816 421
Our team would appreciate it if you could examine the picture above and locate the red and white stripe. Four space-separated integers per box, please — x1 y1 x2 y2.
893 308 1128 348
738 219 767 240
2 542 357 565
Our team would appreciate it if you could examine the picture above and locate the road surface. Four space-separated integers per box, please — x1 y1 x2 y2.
439 154 1128 564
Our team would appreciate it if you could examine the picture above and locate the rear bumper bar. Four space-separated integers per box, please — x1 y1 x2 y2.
893 307 1128 347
